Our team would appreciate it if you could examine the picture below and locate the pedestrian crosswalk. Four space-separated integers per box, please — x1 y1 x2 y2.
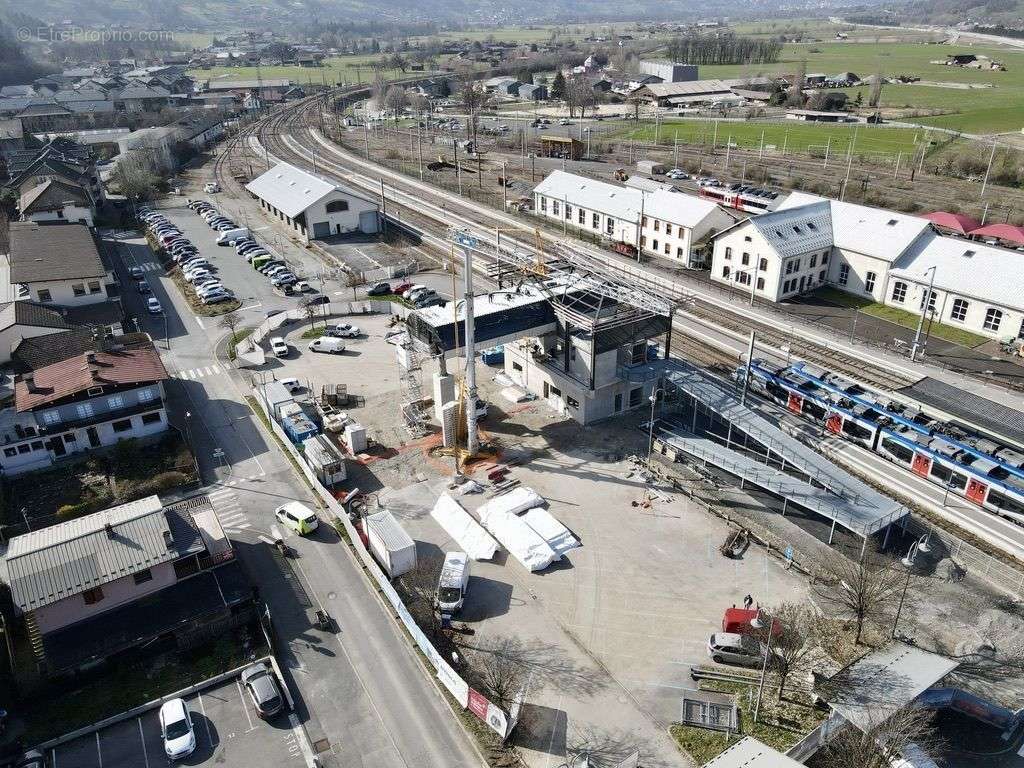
208 487 250 533
177 364 226 381
136 261 162 272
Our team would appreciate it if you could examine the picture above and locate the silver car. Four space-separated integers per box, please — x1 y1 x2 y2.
240 662 285 719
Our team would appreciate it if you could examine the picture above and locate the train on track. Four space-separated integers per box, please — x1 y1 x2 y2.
743 360 1024 525
698 184 782 214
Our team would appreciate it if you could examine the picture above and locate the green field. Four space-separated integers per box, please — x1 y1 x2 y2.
666 40 1024 135
620 119 931 159
189 55 412 87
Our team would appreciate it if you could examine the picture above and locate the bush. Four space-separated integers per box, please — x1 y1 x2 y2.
133 471 190 497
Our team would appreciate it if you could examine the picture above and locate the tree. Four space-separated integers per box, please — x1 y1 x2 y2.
465 636 528 709
219 310 242 338
516 69 534 85
300 296 322 329
759 603 820 700
371 71 388 103
456 71 490 144
114 151 161 203
383 85 408 122
815 705 940 768
565 75 596 119
868 71 884 108
388 53 409 73
787 59 807 107
627 93 645 121
397 554 444 637
550 70 567 101
811 556 906 645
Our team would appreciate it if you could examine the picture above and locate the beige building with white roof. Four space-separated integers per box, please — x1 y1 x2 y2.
533 170 735 268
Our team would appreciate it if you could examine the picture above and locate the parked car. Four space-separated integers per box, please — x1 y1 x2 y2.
407 288 435 303
185 269 211 283
308 336 345 354
137 280 151 294
202 291 233 304
159 698 196 761
294 281 312 292
275 501 319 535
240 662 285 719
401 284 427 299
415 295 445 309
706 632 766 667
271 274 297 287
326 322 360 338
279 377 303 394
367 281 391 296
270 337 289 357
147 297 163 314
392 281 413 295
129 266 144 280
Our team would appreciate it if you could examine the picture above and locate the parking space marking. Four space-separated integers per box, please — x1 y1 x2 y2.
288 712 316 765
236 680 258 733
196 691 215 747
137 718 150 768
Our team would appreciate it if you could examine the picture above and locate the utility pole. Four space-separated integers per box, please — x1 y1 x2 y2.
501 161 507 210
417 130 424 180
981 139 997 199
363 122 370 158
910 266 937 362
460 243 479 456
894 150 902 179
841 152 853 200
740 330 756 406
379 178 387 236
712 119 718 149
724 135 732 171
823 136 832 169
758 130 765 160
782 129 788 156
674 131 678 167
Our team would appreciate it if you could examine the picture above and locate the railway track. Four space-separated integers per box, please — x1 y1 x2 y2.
219 92 924 397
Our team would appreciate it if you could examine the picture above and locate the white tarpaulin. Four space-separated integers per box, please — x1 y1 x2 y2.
480 507 557 572
430 494 499 561
522 507 581 558
479 487 545 519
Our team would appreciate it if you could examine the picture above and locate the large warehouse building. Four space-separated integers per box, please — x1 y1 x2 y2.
246 161 379 243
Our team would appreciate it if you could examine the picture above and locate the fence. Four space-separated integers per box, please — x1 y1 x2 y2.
250 387 519 741
241 299 410 351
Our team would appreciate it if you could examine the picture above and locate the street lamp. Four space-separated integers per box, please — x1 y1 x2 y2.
910 266 937 362
892 536 925 638
646 386 665 468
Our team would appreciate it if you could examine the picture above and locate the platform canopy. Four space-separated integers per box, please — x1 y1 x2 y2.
919 211 981 235
971 222 1024 246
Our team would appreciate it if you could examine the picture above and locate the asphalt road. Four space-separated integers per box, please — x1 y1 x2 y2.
104 227 482 768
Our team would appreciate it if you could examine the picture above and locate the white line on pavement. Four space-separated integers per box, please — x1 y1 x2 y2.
137 717 150 768
195 317 205 329
197 691 215 745
287 712 317 767
236 680 257 733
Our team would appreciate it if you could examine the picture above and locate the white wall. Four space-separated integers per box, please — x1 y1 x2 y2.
830 247 890 302
24 275 109 306
24 204 94 228
882 278 1024 340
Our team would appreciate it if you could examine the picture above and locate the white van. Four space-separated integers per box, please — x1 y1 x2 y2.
216 227 250 245
309 336 345 354
436 551 470 615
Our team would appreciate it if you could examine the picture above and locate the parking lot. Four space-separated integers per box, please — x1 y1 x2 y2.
50 675 305 768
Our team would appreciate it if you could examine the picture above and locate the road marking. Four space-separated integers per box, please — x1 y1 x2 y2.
236 680 258 733
287 712 317 766
196 691 215 746
176 365 224 381
195 317 205 329
137 717 150 768
239 303 264 310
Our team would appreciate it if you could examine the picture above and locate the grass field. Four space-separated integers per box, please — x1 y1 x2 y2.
189 55 411 87
667 40 1024 135
619 119 930 158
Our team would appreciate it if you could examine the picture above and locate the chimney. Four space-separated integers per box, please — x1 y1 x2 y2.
162 529 174 548
104 521 115 538
23 374 36 392
85 351 97 364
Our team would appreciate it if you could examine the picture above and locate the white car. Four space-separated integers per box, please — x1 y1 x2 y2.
159 698 196 761
327 323 360 338
279 377 303 393
270 337 289 357
147 297 163 314
203 182 221 193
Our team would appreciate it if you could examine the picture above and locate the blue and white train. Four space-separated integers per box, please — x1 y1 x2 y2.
744 361 1024 525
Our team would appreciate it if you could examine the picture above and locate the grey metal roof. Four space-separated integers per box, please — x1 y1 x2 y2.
246 162 377 219
4 495 205 612
748 200 833 258
821 643 958 732
661 360 906 536
366 510 415 552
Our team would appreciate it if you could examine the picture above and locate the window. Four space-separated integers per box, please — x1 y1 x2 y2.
37 289 52 303
920 289 937 313
566 396 579 409
758 257 767 272
141 412 162 425
512 361 522 372
724 247 732 261
664 243 670 255
838 264 850 286
112 419 133 433
950 298 969 322
606 217 614 235
722 266 731 279
864 271 876 293
665 224 672 236
809 254 817 268
577 208 584 224
107 395 125 410
88 280 101 294
792 258 800 272
137 388 155 403
628 387 643 408
565 204 571 220
652 240 659 251
133 568 153 585
984 307 1003 332
30 440 43 451
744 235 752 242
83 587 104 605
64 433 76 443
891 281 907 304
592 212 599 229
737 271 750 286
42 410 61 425
76 403 94 419
818 270 825 282
640 236 646 247
3 448 16 458
539 196 547 212
756 277 765 290
652 220 659 232
676 247 684 258
552 201 560 216
72 283 86 297
641 216 648 227
741 252 750 266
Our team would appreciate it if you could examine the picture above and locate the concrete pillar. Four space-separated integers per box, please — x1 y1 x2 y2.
433 372 455 422
828 518 837 545
441 400 458 449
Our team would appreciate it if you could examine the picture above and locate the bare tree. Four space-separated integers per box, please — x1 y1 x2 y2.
811 557 906 645
383 85 408 123
219 309 242 338
114 151 161 203
759 603 821 700
787 59 807 107
816 705 940 768
566 76 597 120
300 296 322 329
464 636 528 709
456 70 490 144
397 553 443 636
626 93 645 121
371 71 388 103
868 70 884 108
